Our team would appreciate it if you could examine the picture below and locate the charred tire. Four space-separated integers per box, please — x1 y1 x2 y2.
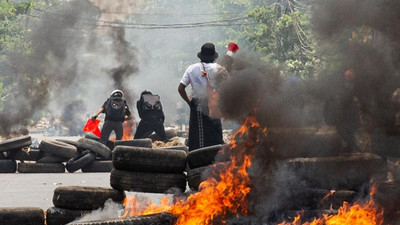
66 152 96 173
187 166 211 191
37 154 69 163
77 138 112 160
114 138 152 148
0 159 17 173
113 146 187 173
39 139 77 159
110 168 187 193
0 135 32 152
187 144 223 169
46 207 91 225
0 207 44 225
84 134 115 150
17 162 65 173
68 213 175 225
7 149 44 161
81 160 113 173
53 186 126 210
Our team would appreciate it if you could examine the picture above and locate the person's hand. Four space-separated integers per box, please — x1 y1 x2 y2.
91 115 97 121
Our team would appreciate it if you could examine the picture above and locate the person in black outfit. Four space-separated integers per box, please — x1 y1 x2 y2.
134 90 167 141
91 89 131 145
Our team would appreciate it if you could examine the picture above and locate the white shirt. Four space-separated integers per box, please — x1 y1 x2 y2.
180 62 222 98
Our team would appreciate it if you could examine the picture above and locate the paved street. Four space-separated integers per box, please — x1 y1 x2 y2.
0 172 111 209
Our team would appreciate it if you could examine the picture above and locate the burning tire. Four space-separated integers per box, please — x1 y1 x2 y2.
17 162 65 173
46 207 91 225
37 154 69 163
68 213 175 225
66 151 96 173
77 138 112 160
0 159 17 173
114 138 152 148
81 160 113 173
285 153 386 190
110 168 187 193
187 144 224 169
187 165 211 191
39 139 77 159
0 207 45 225
0 135 32 152
112 146 187 173
7 149 44 161
52 186 126 210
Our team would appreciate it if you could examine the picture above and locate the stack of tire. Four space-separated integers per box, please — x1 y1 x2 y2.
186 144 225 191
0 135 32 173
46 186 125 225
16 139 79 173
110 143 188 193
65 138 113 173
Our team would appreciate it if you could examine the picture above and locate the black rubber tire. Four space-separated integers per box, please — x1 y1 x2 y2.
187 166 211 191
81 160 113 173
77 138 112 160
46 207 91 225
0 135 32 152
0 207 44 225
68 213 175 225
110 168 186 193
66 152 96 173
55 139 79 147
187 144 223 169
114 138 152 148
0 159 17 173
39 139 77 158
17 162 65 173
52 186 126 210
84 134 115 150
113 146 187 173
7 149 44 161
36 154 69 163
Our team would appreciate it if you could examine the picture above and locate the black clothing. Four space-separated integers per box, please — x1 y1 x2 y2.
188 98 223 151
99 97 131 145
101 98 131 122
100 120 123 145
134 94 167 141
134 119 167 141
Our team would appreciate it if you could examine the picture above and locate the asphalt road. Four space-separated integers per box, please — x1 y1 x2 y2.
0 172 111 209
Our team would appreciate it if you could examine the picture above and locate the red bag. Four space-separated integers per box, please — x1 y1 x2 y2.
83 119 101 137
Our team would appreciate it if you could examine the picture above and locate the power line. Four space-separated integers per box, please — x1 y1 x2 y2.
28 8 254 29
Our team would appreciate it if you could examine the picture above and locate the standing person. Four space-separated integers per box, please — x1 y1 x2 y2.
219 42 239 73
178 42 226 151
91 89 131 145
134 90 167 141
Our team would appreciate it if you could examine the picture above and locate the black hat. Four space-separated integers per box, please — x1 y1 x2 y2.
197 43 218 61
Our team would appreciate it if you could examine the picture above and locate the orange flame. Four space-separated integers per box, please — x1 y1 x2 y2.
122 120 134 140
121 115 264 224
278 186 384 225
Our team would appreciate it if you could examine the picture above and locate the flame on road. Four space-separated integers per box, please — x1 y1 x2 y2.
121 115 264 224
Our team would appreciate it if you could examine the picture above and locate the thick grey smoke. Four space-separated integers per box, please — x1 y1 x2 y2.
214 0 400 223
0 0 144 136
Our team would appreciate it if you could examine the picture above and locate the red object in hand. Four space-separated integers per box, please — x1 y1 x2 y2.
227 42 239 53
83 118 101 137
